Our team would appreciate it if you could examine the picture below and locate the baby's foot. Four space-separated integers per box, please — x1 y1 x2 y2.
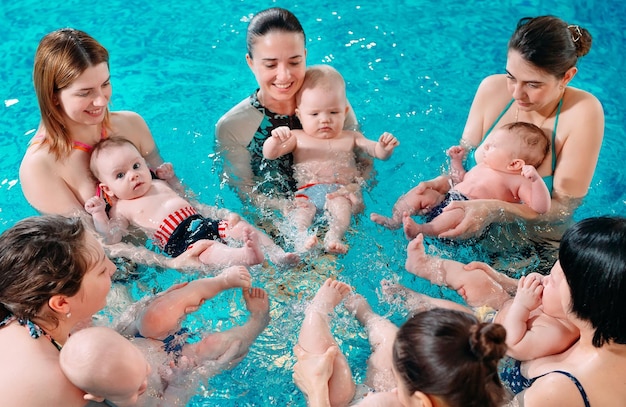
269 250 300 267
307 278 352 315
295 233 319 253
402 212 423 240
404 233 429 275
369 212 401 229
324 237 348 254
243 287 270 318
219 265 252 289
241 227 265 266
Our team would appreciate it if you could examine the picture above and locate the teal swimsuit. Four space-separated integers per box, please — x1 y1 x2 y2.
464 99 562 195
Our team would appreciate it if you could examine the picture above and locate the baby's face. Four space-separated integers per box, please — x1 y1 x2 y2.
296 86 347 139
481 129 518 171
96 143 153 200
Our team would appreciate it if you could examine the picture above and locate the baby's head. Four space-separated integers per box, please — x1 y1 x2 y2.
90 136 153 200
498 122 550 168
60 326 151 407
295 65 349 138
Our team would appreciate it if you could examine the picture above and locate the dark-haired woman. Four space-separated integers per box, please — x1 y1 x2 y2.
216 7 359 211
415 16 604 246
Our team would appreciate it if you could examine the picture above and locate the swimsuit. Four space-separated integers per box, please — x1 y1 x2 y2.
215 90 359 199
424 190 469 222
499 357 590 406
153 207 228 257
135 327 189 357
247 90 301 198
0 314 63 350
28 126 108 153
464 98 562 194
295 183 342 212
474 305 498 323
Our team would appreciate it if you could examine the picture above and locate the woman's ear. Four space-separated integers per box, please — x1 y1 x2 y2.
48 294 70 315
246 53 254 69
508 158 525 171
561 66 578 88
412 390 435 407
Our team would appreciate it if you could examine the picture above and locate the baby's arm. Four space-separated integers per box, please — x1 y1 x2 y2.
263 126 298 159
355 132 399 160
84 196 125 244
518 165 552 214
447 146 467 184
154 162 175 181
502 274 543 358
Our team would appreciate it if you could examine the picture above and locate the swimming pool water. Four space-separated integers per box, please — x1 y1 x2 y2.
1 0 625 405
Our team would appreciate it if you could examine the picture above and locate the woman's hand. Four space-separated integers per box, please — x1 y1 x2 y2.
292 344 338 406
437 199 499 239
413 175 452 196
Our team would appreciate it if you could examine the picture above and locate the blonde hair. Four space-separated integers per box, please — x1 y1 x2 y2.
296 64 346 105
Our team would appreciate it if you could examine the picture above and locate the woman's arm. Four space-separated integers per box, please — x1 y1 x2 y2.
19 150 85 215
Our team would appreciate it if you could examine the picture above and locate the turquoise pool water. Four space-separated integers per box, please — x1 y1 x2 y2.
1 1 625 406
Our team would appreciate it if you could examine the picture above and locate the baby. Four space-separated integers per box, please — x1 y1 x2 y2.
370 122 551 239
387 234 579 361
263 65 399 253
85 136 298 269
60 281 271 407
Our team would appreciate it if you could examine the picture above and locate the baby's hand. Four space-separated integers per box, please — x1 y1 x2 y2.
521 164 541 182
514 273 543 311
271 126 294 143
156 162 174 180
378 132 399 151
84 196 106 215
447 145 466 160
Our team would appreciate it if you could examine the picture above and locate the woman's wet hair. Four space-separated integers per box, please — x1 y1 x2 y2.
0 215 91 328
33 28 110 159
393 308 508 407
246 7 305 58
559 216 626 347
508 16 592 78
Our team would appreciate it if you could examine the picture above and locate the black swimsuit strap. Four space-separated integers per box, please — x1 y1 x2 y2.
532 370 590 407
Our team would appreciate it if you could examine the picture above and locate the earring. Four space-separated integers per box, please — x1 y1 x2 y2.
559 85 564 90
66 312 72 319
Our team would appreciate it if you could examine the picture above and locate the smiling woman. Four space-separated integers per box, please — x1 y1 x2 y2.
19 28 167 217
215 7 359 211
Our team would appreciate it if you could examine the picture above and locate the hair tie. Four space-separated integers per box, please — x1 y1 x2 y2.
568 24 582 43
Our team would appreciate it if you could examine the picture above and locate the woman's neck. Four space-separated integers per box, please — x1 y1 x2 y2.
66 122 103 145
257 90 296 115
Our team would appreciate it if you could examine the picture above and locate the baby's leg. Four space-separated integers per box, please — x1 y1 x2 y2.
324 196 352 254
138 267 252 340
371 187 442 230
183 287 271 369
298 278 355 407
225 213 300 266
380 280 471 315
291 197 320 252
344 294 397 392
404 234 511 308
408 208 464 238
197 227 264 267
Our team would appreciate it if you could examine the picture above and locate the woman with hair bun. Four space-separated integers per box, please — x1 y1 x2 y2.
410 16 604 254
292 278 508 407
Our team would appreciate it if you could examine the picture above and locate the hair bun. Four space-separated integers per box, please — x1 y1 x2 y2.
567 24 592 57
469 322 507 362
